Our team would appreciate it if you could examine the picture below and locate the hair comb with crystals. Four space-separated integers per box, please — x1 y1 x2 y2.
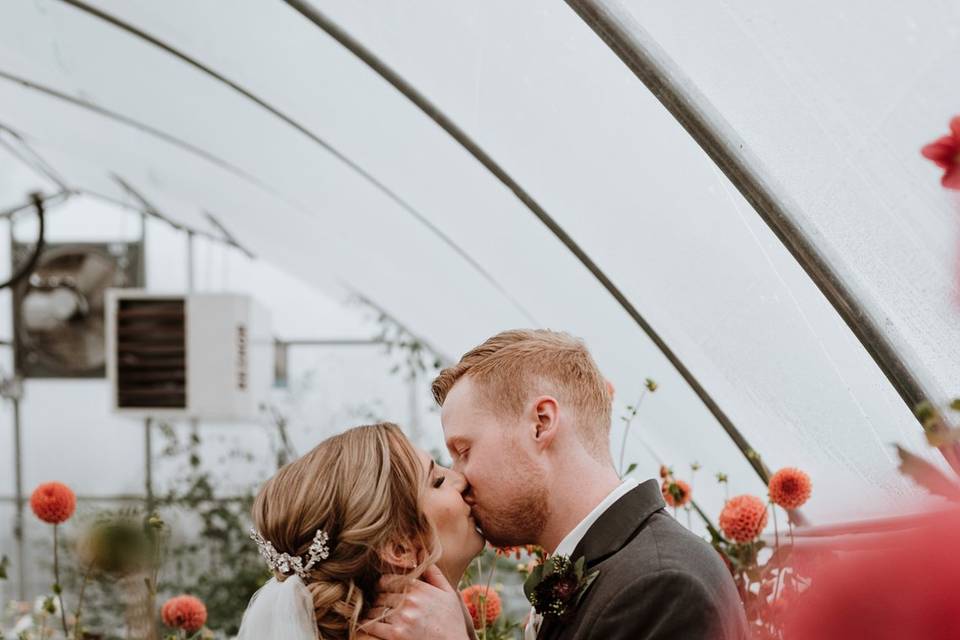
249 527 330 579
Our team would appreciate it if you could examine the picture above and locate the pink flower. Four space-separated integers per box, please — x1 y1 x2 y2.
921 116 960 190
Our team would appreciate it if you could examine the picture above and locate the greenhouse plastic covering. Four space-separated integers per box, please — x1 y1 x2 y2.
0 0 959 531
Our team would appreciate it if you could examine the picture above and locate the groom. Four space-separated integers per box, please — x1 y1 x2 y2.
372 329 748 640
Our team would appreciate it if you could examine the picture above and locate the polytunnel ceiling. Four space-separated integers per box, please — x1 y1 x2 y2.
0 0 956 522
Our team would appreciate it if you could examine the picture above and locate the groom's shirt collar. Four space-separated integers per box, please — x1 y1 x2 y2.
551 477 639 558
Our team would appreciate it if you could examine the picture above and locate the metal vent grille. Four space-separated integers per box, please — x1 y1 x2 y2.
115 298 186 409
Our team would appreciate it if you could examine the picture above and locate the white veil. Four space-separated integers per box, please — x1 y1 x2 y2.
235 575 319 640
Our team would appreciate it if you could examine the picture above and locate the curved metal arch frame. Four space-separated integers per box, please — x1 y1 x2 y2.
281 0 772 484
564 0 958 473
49 0 537 326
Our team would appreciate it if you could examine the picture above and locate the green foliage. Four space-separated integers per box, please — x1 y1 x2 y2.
373 311 446 381
0 555 8 581
155 423 271 637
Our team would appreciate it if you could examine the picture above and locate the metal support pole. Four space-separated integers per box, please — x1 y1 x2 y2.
281 0 771 483
11 393 25 600
563 0 954 465
144 417 154 514
407 370 422 447
186 230 195 293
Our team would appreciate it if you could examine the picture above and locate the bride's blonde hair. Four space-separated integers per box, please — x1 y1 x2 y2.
251 422 438 639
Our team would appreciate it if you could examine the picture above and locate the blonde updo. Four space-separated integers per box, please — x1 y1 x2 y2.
251 423 437 639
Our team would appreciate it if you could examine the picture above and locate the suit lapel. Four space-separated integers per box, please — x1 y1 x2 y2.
535 480 666 639
572 479 665 568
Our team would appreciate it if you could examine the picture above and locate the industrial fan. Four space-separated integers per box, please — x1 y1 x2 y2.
12 242 143 377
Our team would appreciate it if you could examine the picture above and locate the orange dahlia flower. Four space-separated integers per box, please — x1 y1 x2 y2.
719 495 768 543
461 585 501 628
661 478 692 508
494 544 539 559
30 482 76 524
161 595 207 633
768 467 812 509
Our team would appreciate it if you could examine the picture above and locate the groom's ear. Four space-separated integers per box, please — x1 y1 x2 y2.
531 395 559 451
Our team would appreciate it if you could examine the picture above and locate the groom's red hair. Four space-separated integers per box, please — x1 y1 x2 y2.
432 329 612 459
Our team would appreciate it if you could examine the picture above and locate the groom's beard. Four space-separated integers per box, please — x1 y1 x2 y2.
473 467 550 547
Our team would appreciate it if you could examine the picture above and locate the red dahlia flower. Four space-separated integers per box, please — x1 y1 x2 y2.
921 116 960 190
768 467 812 509
461 585 501 628
784 508 960 639
719 495 768 543
30 482 76 524
661 478 692 508
161 595 207 633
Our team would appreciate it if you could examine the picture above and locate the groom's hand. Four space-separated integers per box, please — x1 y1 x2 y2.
362 565 472 640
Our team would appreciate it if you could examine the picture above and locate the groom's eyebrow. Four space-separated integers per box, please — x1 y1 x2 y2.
428 460 435 476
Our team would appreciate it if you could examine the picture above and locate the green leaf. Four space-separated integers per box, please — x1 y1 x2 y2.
915 400 939 424
574 569 601 607
625 463 638 475
523 563 544 601
950 398 960 412
573 556 586 579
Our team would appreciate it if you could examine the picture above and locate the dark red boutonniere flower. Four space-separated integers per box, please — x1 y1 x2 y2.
921 116 960 190
523 555 599 619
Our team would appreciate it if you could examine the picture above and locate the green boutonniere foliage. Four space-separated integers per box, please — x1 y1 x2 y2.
523 555 599 619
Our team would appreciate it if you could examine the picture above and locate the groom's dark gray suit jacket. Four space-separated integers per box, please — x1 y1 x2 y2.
536 479 748 640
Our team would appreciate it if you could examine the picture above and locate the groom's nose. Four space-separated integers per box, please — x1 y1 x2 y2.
450 468 468 492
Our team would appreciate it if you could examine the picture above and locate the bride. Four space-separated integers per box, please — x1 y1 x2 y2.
236 421 485 640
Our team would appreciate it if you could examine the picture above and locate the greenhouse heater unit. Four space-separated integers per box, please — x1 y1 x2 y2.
105 290 271 421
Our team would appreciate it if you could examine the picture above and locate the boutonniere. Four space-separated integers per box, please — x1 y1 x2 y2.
523 554 599 619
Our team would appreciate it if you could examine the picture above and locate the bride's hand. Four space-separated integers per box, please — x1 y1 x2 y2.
361 565 473 640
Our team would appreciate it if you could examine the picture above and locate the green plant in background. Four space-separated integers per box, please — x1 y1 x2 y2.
74 509 168 640
617 378 658 478
897 397 960 500
458 546 541 640
154 423 271 637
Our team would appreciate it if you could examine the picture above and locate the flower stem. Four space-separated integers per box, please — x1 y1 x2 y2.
618 389 647 477
54 523 69 636
74 562 94 640
771 504 780 550
771 504 785 601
